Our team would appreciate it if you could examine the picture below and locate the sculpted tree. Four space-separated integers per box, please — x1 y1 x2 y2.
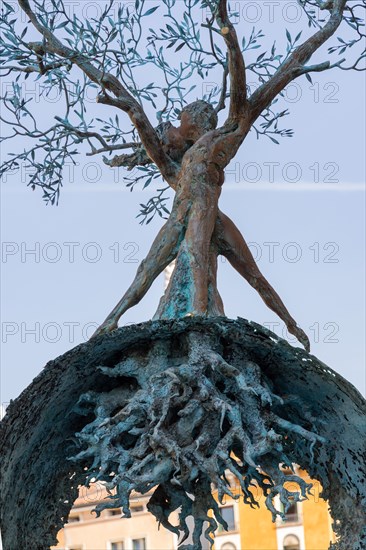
0 1 365 550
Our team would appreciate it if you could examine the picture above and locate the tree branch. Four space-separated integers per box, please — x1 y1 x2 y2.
103 149 152 169
52 117 139 156
0 59 71 76
298 57 346 74
214 0 248 122
17 0 178 187
86 143 139 157
248 0 347 123
215 63 229 114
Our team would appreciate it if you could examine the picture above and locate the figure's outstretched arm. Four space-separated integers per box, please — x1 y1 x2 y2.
214 0 248 123
215 211 310 351
211 0 349 151
248 0 348 124
17 0 178 187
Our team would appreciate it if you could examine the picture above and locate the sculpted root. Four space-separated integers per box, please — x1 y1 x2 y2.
73 329 320 547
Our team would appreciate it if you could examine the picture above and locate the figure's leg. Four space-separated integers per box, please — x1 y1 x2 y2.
92 208 186 337
216 211 310 351
184 184 220 315
178 185 220 314
207 242 225 317
154 184 220 319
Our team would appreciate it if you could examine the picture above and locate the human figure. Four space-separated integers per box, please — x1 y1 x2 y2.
93 100 310 352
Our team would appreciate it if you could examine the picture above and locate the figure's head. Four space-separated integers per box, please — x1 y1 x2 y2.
178 100 218 141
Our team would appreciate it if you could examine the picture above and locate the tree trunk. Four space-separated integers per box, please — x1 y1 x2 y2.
1 318 365 550
155 242 224 319
91 108 309 351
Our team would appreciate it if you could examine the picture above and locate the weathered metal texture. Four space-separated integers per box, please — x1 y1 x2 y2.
0 318 365 550
93 101 309 351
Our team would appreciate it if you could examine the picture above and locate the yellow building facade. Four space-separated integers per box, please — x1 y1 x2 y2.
53 485 178 550
212 466 336 550
53 467 335 550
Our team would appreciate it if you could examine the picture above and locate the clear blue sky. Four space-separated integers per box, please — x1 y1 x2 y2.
1 1 365 408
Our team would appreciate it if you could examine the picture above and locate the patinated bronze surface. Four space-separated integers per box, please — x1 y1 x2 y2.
89 1 317 349
1 319 365 549
93 100 309 351
1 2 364 549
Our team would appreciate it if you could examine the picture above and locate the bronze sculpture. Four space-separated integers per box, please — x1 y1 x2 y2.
1 1 365 549
93 8 310 351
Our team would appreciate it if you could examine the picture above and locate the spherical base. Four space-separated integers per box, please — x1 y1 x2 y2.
0 317 364 550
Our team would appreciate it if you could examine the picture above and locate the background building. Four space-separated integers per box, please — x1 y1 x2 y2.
53 485 179 550
53 466 335 550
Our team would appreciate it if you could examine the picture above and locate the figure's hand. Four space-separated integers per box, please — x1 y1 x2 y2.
90 319 118 339
288 323 310 352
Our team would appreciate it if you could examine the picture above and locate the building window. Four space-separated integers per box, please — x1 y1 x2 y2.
131 504 144 513
218 505 236 532
221 543 237 550
132 539 146 550
68 515 81 523
109 508 122 516
283 498 299 523
283 533 300 550
111 542 124 550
